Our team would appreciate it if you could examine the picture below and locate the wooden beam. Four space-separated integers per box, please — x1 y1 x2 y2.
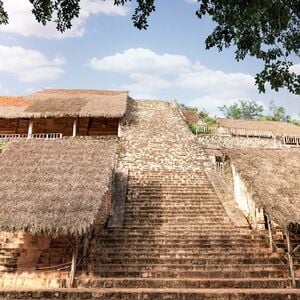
27 119 33 139
286 228 296 288
69 241 78 288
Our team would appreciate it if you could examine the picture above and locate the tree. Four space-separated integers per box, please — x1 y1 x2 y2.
257 100 291 122
0 1 299 95
218 100 264 120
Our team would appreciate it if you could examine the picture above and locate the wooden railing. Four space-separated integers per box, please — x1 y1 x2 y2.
227 127 275 139
282 136 300 146
195 125 217 135
216 127 276 139
0 133 63 141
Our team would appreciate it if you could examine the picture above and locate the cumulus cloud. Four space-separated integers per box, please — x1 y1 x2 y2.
1 0 129 39
0 45 65 82
88 47 256 112
89 48 191 75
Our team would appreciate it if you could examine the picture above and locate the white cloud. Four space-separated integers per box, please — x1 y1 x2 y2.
0 45 65 82
89 48 191 75
176 63 254 99
121 73 172 97
1 0 129 39
88 47 256 113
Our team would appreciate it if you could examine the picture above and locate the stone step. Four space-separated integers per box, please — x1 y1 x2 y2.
102 229 253 235
84 257 283 265
92 241 269 248
119 226 240 230
41 288 300 299
92 248 272 256
76 278 292 289
94 252 277 260
83 263 288 272
122 219 233 224
80 270 290 279
96 236 265 243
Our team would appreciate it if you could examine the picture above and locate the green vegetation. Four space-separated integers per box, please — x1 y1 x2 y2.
218 100 264 120
219 99 300 126
178 103 216 135
181 99 300 136
1 1 298 94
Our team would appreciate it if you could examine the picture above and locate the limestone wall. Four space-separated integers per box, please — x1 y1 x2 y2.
231 165 265 230
197 135 287 149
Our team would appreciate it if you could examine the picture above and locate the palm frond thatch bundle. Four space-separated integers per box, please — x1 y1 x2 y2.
0 139 117 236
228 149 300 227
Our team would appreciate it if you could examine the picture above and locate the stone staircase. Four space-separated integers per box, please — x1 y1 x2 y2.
76 169 295 299
75 99 297 298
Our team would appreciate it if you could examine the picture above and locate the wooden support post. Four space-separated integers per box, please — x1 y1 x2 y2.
27 119 33 139
266 215 273 252
72 118 77 137
286 228 296 288
118 121 122 138
69 241 78 288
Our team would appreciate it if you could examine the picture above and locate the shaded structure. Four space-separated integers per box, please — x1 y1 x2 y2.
0 138 117 287
225 148 300 286
0 90 128 138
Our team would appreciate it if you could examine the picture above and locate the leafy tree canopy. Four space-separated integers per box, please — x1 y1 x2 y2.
219 99 300 126
0 0 299 95
218 100 264 120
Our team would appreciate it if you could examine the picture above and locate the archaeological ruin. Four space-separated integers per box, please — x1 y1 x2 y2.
0 90 299 299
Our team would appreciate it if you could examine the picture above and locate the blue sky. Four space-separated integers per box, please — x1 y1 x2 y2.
0 0 299 118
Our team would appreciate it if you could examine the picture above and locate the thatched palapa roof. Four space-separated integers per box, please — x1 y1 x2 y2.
0 139 117 236
217 118 300 136
0 89 128 119
227 149 300 227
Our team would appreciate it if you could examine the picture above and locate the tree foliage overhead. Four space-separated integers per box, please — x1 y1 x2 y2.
0 0 299 95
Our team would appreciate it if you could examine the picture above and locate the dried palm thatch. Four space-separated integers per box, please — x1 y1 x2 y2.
0 89 128 119
0 96 32 107
0 138 117 236
227 149 300 227
25 89 128 118
217 118 300 136
0 96 31 118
